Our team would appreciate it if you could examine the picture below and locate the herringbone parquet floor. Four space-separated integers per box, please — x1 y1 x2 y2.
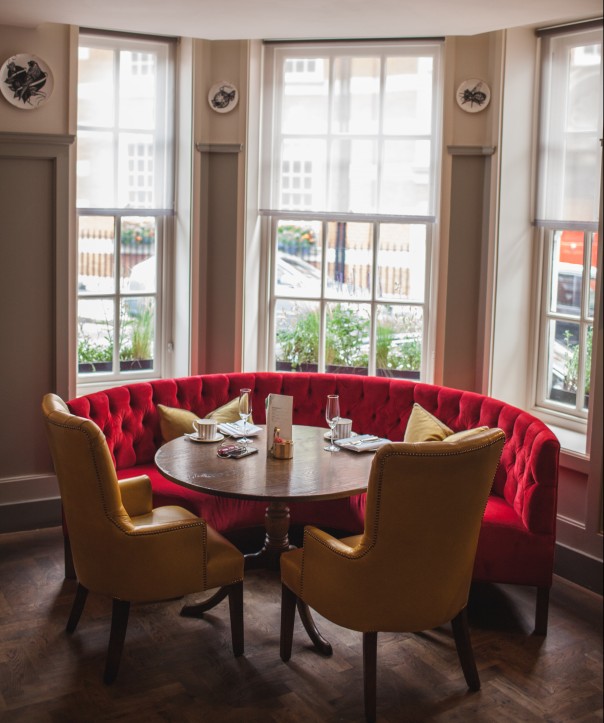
0 526 601 722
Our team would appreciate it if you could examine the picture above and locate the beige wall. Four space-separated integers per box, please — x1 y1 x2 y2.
0 22 600 583
0 23 75 135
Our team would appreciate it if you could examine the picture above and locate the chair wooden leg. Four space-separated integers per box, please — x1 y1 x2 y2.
66 583 88 633
363 631 378 723
64 536 76 580
103 599 130 684
227 581 244 657
280 583 297 662
451 607 480 691
535 586 550 636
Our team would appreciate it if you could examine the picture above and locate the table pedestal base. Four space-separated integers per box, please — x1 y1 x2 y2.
182 500 333 655
244 501 295 570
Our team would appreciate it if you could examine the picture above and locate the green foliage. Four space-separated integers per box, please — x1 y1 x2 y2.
276 310 319 369
120 306 154 361
277 305 422 372
78 304 154 371
563 326 593 395
325 305 369 367
78 335 112 365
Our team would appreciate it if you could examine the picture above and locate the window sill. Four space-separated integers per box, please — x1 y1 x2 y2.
546 423 590 473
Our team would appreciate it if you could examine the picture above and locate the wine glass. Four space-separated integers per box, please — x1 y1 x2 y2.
324 394 341 452
238 388 253 445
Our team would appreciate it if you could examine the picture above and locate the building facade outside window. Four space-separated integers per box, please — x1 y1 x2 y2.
261 41 443 379
76 32 175 384
535 23 602 427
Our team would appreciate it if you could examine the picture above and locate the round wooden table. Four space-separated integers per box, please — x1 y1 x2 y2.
155 424 374 654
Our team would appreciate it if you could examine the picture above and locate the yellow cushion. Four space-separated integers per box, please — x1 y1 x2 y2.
443 426 489 443
205 398 242 424
157 405 198 443
158 398 252 443
403 403 453 442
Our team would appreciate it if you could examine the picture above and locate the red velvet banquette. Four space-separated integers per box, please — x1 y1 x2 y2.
67 372 560 633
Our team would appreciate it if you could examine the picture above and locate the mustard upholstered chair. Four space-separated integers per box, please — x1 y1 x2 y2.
280 429 506 722
42 393 244 683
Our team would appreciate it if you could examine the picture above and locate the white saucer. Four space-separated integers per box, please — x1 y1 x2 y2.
323 431 357 440
185 432 224 443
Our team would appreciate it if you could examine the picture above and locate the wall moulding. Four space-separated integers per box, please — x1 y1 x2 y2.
0 131 75 146
447 145 496 156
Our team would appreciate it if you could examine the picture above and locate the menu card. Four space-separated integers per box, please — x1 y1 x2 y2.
265 393 293 454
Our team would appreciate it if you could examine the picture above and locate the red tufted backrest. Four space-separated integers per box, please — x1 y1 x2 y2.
68 372 559 536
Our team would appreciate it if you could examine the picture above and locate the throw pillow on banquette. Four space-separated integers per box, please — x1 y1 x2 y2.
403 403 488 443
158 398 245 443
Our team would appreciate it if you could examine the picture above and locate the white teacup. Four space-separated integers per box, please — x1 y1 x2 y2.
334 418 353 440
193 418 218 441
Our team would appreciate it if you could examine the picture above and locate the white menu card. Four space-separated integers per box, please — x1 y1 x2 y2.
265 393 293 454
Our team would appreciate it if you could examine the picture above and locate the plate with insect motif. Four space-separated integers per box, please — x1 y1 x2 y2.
456 78 490 113
0 54 53 110
208 81 238 114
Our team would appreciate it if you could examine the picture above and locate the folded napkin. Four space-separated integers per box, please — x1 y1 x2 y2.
335 434 390 452
218 421 262 438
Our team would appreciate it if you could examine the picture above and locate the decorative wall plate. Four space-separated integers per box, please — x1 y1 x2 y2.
456 78 490 113
0 53 54 110
208 81 239 114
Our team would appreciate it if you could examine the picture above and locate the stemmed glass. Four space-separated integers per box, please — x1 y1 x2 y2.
324 394 341 452
238 388 253 445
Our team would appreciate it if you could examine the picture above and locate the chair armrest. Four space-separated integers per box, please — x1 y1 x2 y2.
110 518 208 602
118 475 153 517
303 526 363 559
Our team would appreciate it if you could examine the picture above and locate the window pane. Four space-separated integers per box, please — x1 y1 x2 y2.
118 133 155 207
326 222 373 299
280 139 325 210
326 302 370 373
77 298 114 374
119 298 155 370
282 57 329 135
551 230 583 315
589 233 598 317
377 224 425 301
120 217 156 294
547 319 580 406
567 43 602 133
78 216 115 294
381 139 431 215
561 133 601 220
76 131 115 207
275 300 319 372
383 55 433 135
119 50 156 131
77 46 115 127
275 221 322 298
537 29 602 224
332 57 380 135
584 325 593 410
329 139 377 213
376 305 422 377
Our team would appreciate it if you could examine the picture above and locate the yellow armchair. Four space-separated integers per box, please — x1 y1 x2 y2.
280 428 505 722
42 393 244 683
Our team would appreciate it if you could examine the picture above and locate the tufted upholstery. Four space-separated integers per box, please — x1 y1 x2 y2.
67 372 560 632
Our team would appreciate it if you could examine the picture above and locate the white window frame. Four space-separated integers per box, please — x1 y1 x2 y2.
76 31 176 391
260 40 443 379
533 23 602 431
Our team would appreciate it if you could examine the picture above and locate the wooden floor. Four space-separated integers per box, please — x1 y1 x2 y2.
0 527 601 722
